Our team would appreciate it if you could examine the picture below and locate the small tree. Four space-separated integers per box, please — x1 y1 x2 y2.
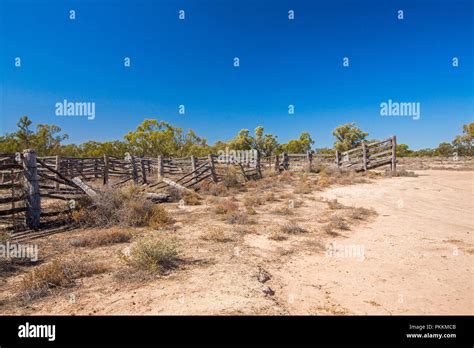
452 122 473 156
332 123 368 152
228 126 280 157
436 142 454 157
280 132 315 153
396 144 412 157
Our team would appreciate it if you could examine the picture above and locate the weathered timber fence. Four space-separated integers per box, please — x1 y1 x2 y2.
268 135 397 173
0 136 396 231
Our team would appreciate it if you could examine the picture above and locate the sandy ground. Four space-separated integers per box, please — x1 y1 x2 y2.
274 170 473 314
0 169 472 315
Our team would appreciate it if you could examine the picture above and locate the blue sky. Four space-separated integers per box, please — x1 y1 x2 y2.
0 0 473 149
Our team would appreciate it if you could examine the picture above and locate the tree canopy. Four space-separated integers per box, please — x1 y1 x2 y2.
0 116 471 159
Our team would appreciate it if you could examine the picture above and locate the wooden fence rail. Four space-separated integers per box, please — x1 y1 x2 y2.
0 135 396 231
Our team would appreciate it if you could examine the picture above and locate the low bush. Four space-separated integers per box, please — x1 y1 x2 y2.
214 199 239 214
19 259 108 300
120 236 180 274
225 211 253 225
200 227 232 242
280 222 307 234
72 186 173 229
69 229 132 248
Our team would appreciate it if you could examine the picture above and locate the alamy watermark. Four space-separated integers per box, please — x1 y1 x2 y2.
0 242 38 262
380 99 420 120
217 148 258 167
55 99 95 120
325 242 365 261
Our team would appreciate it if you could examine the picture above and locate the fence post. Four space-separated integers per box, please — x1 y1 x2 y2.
140 157 148 184
94 158 99 178
208 154 218 183
306 150 313 172
274 154 280 173
391 135 397 172
190 155 198 183
103 154 109 185
157 155 164 180
255 151 262 179
362 142 368 171
283 152 289 170
130 155 139 185
335 150 340 167
22 149 41 230
54 155 61 189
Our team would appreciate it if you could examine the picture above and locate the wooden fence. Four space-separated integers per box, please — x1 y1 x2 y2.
0 136 396 231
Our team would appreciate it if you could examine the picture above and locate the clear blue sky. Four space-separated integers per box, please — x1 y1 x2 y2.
1 0 473 149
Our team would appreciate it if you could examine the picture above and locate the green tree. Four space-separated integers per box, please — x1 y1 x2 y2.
452 122 473 156
332 123 368 152
123 119 208 157
280 132 315 153
228 126 280 157
16 116 34 149
396 144 412 157
436 142 454 157
33 124 68 156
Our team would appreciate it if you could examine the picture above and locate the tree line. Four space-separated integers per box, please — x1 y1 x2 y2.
0 116 472 158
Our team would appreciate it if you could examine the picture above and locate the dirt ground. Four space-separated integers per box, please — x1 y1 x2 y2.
0 168 472 315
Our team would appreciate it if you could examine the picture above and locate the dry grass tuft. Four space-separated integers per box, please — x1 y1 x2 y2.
263 192 277 202
200 227 232 242
183 191 201 205
268 231 288 241
221 167 242 188
280 222 307 234
119 236 180 274
245 206 257 215
271 205 294 215
327 199 346 210
243 195 264 208
148 205 174 229
19 259 108 300
199 181 230 196
347 207 376 220
384 169 418 177
294 180 313 194
69 229 132 248
72 186 173 229
322 224 340 236
164 187 183 201
214 199 239 214
0 231 11 245
328 216 350 231
278 171 293 182
225 211 254 225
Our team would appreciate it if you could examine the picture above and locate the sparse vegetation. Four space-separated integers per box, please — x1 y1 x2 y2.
348 207 376 220
221 167 242 188
69 229 133 248
19 259 108 300
214 199 239 214
201 227 232 242
327 199 346 210
280 222 307 234
268 231 288 241
199 181 230 196
0 231 11 245
72 186 173 229
328 216 350 231
243 195 263 208
384 169 418 177
120 236 180 274
225 211 253 225
183 191 201 205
